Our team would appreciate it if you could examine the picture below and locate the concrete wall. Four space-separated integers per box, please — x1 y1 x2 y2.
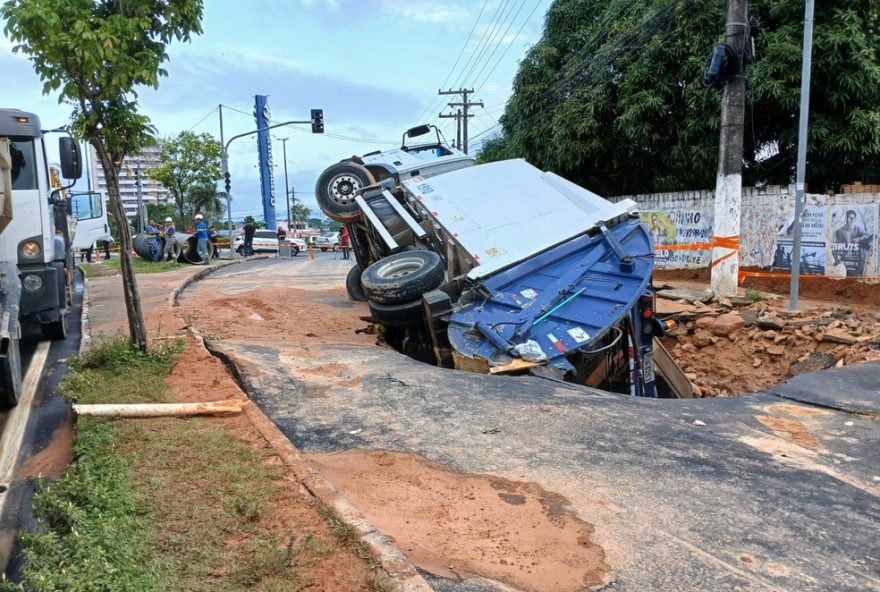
610 185 880 278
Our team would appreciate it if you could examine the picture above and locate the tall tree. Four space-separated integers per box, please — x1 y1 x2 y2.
147 131 222 221
485 0 880 195
3 0 203 353
289 202 310 236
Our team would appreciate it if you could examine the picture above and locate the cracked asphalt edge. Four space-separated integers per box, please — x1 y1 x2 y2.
174 264 434 592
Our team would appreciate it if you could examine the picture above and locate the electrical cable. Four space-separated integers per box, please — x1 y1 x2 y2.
186 106 219 132
473 0 546 94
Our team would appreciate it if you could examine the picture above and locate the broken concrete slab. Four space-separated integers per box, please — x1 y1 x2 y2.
709 312 746 336
656 286 714 303
757 315 787 331
790 352 837 376
822 328 859 345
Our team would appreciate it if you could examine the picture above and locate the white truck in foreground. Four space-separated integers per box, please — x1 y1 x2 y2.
0 109 83 408
316 126 678 397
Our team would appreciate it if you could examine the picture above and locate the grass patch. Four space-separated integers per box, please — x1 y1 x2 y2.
745 287 764 302
6 337 362 591
106 258 190 274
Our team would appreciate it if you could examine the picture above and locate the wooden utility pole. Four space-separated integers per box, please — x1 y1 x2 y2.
710 0 748 298
438 88 483 154
438 109 460 148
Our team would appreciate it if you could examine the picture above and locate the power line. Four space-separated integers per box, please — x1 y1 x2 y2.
186 106 219 132
473 0 546 94
413 0 490 125
462 0 531 90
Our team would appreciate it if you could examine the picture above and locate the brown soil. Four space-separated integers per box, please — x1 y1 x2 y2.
655 268 880 308
307 449 607 592
19 412 75 480
659 291 880 396
188 287 376 350
163 337 376 590
755 415 824 452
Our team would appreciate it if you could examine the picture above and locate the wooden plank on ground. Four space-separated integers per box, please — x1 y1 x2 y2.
652 338 694 398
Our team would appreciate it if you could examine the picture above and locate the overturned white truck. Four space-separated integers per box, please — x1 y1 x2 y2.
316 125 676 397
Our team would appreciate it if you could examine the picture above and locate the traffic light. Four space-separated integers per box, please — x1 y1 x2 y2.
224 171 231 193
311 109 324 134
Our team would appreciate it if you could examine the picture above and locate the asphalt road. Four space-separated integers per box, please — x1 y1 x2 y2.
0 272 82 576
185 258 880 592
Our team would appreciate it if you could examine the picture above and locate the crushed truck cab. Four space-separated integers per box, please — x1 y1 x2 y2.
317 133 668 397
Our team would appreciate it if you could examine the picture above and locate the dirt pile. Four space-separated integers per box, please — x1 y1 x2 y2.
659 292 880 396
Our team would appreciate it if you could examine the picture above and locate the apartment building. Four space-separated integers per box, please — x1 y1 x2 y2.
89 143 170 220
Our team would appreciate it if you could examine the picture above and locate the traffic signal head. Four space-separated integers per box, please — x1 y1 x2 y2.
224 171 231 193
311 108 324 134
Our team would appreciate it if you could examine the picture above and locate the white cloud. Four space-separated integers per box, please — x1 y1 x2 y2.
380 0 470 24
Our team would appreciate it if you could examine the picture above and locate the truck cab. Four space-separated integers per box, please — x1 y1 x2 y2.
0 109 82 407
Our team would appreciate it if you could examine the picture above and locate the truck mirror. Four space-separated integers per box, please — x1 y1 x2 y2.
59 137 83 180
406 125 431 138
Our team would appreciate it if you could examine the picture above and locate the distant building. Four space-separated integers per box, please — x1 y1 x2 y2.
90 144 169 220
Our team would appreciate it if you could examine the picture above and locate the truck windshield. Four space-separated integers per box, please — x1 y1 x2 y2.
8 137 38 191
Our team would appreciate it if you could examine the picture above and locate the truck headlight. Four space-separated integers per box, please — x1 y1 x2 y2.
19 240 42 260
22 273 43 292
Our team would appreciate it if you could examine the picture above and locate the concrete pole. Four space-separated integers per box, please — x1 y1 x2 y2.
710 0 749 298
280 138 290 231
789 0 815 311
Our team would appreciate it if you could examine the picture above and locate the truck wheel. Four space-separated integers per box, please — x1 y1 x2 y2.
315 162 375 223
362 250 444 305
368 299 425 328
42 312 69 341
0 337 22 408
346 266 367 302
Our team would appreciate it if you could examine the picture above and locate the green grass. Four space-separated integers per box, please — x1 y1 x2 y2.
106 258 191 274
4 338 363 592
745 287 764 302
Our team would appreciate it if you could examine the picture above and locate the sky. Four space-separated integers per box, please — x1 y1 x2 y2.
1 0 553 223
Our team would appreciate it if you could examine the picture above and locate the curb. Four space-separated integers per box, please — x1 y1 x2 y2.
168 255 269 308
194 331 433 592
79 271 91 356
175 263 433 591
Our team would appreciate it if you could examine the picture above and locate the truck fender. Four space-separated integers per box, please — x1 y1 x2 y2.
53 235 66 261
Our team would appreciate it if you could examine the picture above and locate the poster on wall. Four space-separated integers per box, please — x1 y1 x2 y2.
772 205 826 275
640 211 676 265
829 205 877 277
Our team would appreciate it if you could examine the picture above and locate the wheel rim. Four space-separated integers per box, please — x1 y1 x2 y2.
328 174 363 206
376 256 425 279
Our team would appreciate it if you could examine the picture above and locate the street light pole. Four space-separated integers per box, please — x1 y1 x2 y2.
280 138 290 232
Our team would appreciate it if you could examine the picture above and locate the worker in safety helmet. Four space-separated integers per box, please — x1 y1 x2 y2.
195 214 209 263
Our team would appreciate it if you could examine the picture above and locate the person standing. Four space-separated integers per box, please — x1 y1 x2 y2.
208 225 221 258
242 220 256 256
276 226 287 241
144 219 161 262
339 225 351 260
195 214 209 263
161 217 177 262
101 231 112 260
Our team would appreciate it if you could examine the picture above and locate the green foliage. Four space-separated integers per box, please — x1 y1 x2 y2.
486 0 880 194
289 202 311 227
105 257 187 274
745 287 765 302
147 131 223 220
8 419 168 592
1 0 203 166
242 214 266 229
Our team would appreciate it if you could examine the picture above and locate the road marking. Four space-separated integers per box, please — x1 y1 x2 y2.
0 341 51 495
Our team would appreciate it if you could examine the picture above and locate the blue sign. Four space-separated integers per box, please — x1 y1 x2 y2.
254 95 276 229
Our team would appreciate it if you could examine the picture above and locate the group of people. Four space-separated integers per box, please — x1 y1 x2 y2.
144 214 218 264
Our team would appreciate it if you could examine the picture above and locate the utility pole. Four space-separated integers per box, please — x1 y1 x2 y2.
135 167 144 232
710 0 749 298
219 104 233 248
789 0 815 311
438 109 460 149
438 88 483 154
280 137 291 232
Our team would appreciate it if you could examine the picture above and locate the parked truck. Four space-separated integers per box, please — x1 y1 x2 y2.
315 126 673 397
0 109 82 408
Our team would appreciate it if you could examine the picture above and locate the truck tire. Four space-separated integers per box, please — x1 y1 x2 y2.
368 299 425 328
0 337 22 408
361 250 444 305
42 312 69 341
346 265 367 302
315 162 375 223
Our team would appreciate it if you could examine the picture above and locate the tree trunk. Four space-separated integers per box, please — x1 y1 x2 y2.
93 140 149 353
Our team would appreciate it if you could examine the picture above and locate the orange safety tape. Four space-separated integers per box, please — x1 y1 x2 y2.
653 235 739 252
738 270 880 282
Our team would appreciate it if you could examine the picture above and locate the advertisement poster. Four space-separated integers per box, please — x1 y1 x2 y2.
772 205 826 275
829 205 877 277
640 211 675 265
